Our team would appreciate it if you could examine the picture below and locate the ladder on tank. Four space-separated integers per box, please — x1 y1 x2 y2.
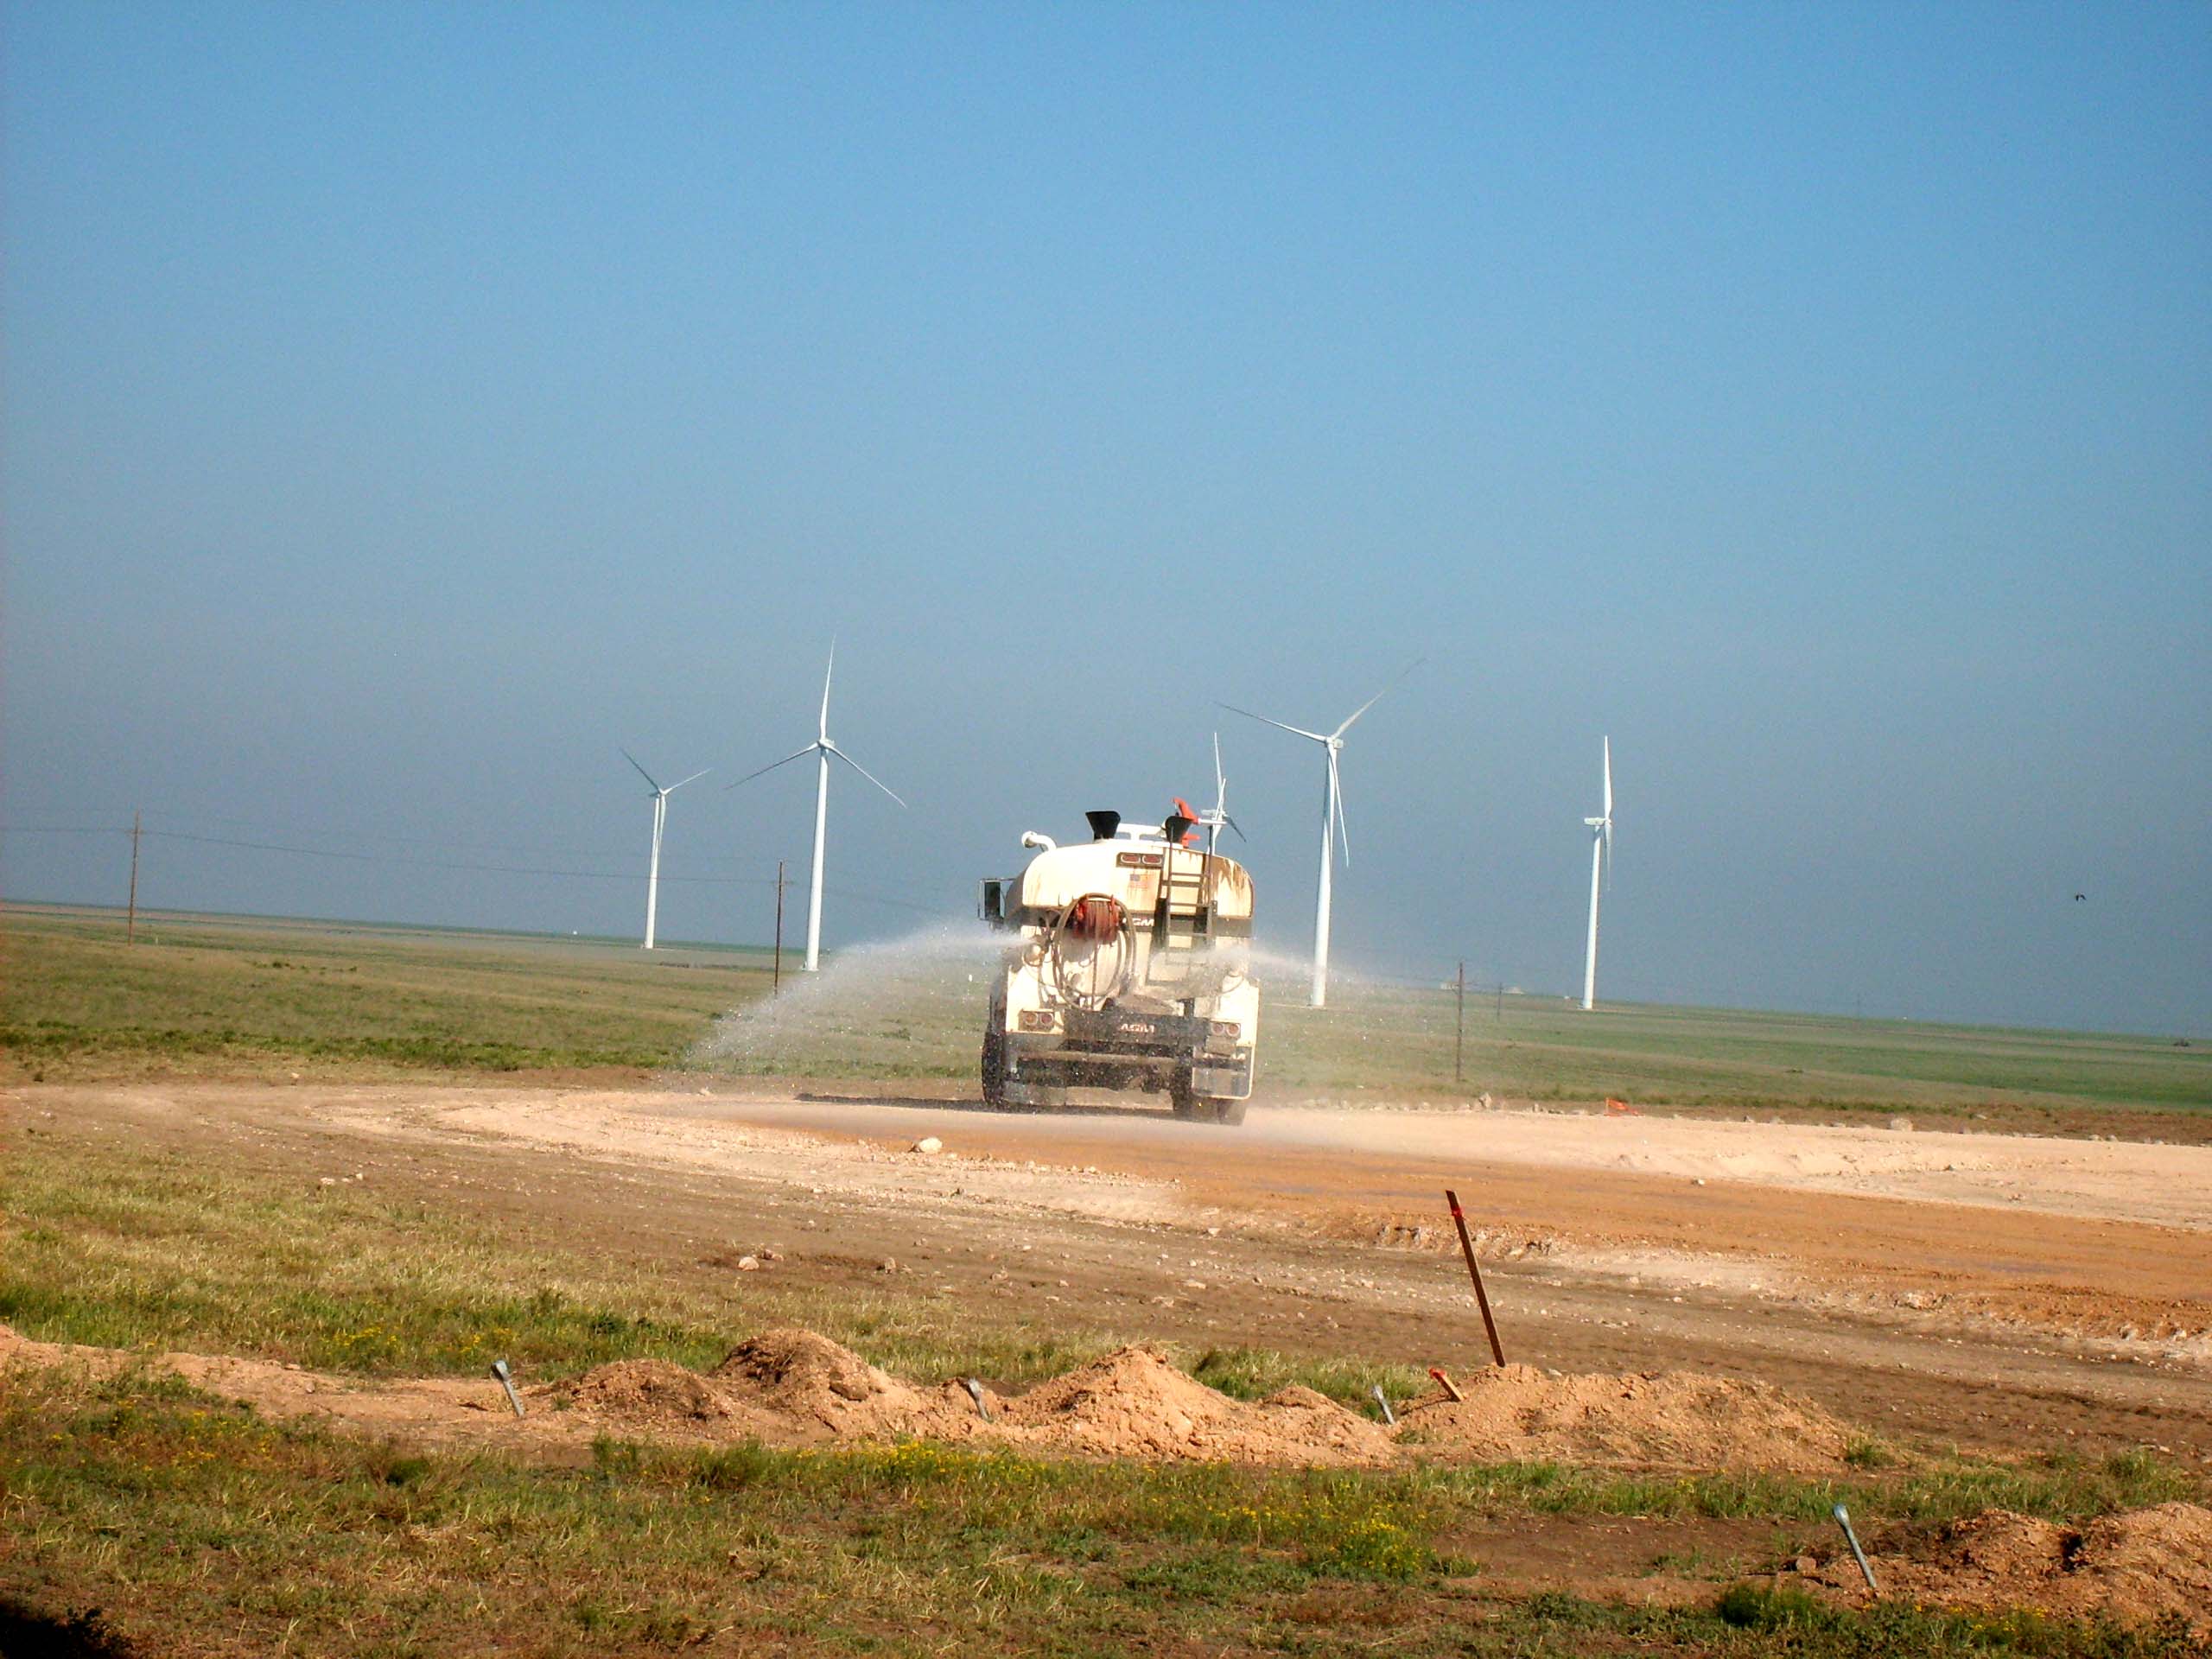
1154 846 1212 950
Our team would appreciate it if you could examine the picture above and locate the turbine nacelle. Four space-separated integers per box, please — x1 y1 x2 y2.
623 748 710 802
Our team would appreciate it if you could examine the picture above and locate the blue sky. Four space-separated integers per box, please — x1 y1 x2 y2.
5 3 2207 1033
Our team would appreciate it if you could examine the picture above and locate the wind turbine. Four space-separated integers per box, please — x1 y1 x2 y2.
1173 735 1247 855
729 645 905 973
1222 664 1417 1008
622 751 710 950
1580 736 1613 1011
1199 734 1246 856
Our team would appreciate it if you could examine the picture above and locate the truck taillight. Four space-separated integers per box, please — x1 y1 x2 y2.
1210 1020 1241 1040
1018 1010 1058 1033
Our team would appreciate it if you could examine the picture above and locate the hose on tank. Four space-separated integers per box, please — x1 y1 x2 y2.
1040 893 1133 1011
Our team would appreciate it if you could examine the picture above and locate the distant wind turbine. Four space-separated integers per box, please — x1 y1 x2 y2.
1580 736 1613 1011
729 644 905 972
1199 734 1246 857
1222 663 1419 1009
1174 734 1247 855
621 750 710 950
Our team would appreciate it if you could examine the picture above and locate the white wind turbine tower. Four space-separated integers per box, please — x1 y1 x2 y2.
1580 736 1614 1011
729 645 905 973
1223 664 1417 1009
621 750 710 950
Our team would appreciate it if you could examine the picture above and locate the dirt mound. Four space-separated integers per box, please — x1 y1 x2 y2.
1 1321 1859 1478
711 1328 938 1433
1392 1364 1851 1471
995 1345 1392 1465
1792 1503 2212 1626
549 1359 756 1430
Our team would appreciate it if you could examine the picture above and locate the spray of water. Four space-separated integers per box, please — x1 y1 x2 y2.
683 919 1007 1081
677 912 1492 1109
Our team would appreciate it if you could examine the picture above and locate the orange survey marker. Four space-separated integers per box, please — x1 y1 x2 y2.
1605 1096 1638 1116
1427 1366 1465 1402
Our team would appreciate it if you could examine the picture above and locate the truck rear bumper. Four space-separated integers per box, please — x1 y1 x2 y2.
1004 1029 1255 1101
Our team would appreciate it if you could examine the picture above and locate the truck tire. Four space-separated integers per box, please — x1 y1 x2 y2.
1168 1065 1199 1120
981 1028 1014 1109
1205 1098 1248 1127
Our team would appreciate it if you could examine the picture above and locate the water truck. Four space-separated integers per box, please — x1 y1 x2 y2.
976 808 1260 1125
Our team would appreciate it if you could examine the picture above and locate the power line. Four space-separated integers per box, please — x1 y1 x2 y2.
0 823 944 913
133 807 785 868
4 812 786 870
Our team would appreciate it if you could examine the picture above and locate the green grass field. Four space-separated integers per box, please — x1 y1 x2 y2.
5 903 2209 1654
3 1116 2202 1657
1 904 772 1077
7 903 2206 1137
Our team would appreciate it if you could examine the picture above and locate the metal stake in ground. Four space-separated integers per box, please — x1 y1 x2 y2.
1832 1503 1878 1593
1370 1383 1395 1425
126 810 142 945
962 1378 992 1421
490 1358 524 1418
772 861 786 996
1454 960 1465 1084
1444 1188 1507 1366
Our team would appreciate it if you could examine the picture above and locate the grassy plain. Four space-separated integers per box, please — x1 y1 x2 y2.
5 903 2209 1653
6 902 2206 1135
3 1119 2202 1658
8 1364 2200 1659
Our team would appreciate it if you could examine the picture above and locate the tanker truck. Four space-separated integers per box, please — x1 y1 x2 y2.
975 809 1259 1124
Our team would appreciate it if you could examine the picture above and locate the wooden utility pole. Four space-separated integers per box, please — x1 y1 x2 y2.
1497 980 1503 1021
772 861 786 995
126 810 142 944
1454 959 1465 1083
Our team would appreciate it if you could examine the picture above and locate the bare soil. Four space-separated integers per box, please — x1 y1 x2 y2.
0 1321 1847 1474
9 1079 2211 1472
1786 1501 2212 1629
1393 1363 1853 1471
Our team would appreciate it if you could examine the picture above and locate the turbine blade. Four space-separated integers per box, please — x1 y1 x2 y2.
666 767 712 793
819 642 836 742
830 746 906 808
1330 657 1424 741
1604 819 1614 891
620 747 661 793
1212 733 1226 807
727 745 817 787
1329 750 1351 866
1602 735 1612 817
1224 812 1248 842
1219 702 1326 743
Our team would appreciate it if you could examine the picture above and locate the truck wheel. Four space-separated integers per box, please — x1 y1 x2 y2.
981 1029 1014 1109
1168 1066 1199 1120
1206 1098 1248 1127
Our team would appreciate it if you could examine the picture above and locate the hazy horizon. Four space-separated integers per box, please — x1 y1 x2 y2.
5 4 2207 1037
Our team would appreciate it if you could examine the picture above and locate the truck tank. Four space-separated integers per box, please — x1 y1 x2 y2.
976 809 1260 1124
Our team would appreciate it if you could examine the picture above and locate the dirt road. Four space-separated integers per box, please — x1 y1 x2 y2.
17 1081 2212 1465
691 1090 2212 1337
